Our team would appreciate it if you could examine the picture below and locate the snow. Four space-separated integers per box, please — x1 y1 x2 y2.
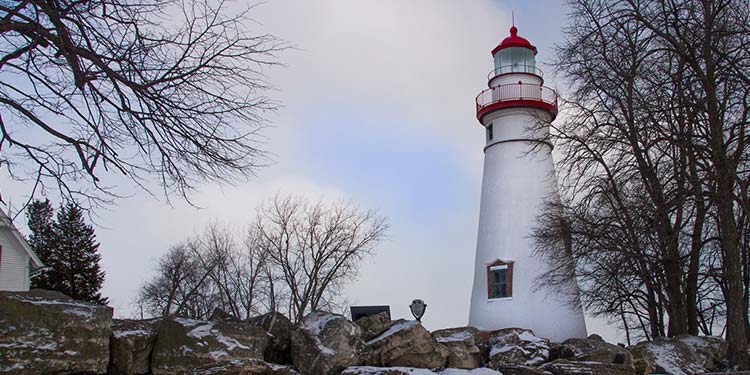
435 331 473 344
647 342 704 375
367 320 420 345
344 367 504 375
301 312 340 335
112 329 150 338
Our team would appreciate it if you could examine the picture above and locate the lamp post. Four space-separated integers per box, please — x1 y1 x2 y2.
409 299 426 322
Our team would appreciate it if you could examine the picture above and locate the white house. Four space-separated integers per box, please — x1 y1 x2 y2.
0 208 45 291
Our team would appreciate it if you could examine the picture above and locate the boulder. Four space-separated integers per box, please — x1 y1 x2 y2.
675 335 727 371
193 359 300 375
628 337 705 375
491 365 553 375
364 319 448 369
539 359 636 375
109 318 160 374
342 367 434 375
151 316 269 374
355 312 391 341
342 367 504 375
432 327 482 369
549 334 632 366
291 311 365 375
486 328 549 369
250 311 295 364
0 290 113 374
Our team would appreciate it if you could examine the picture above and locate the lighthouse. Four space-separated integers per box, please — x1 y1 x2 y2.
468 25 587 341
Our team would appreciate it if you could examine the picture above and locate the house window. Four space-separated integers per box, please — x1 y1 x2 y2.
487 260 513 299
486 124 494 142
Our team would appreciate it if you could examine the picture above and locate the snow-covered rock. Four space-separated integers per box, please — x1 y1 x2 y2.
342 366 504 375
549 334 632 366
109 318 160 374
432 327 483 369
539 359 635 375
192 358 300 375
0 290 113 374
355 312 391 341
364 319 448 369
150 316 269 374
628 336 706 375
486 328 550 370
291 311 365 375
674 335 727 371
250 311 295 364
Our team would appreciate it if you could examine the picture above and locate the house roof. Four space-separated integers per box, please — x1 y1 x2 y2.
0 207 45 270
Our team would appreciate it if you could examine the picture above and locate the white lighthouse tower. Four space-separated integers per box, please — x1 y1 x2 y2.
468 25 587 341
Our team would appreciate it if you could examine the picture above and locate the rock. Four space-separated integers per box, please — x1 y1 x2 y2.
539 359 636 375
355 312 391 341
486 328 550 369
628 337 705 375
0 289 113 374
291 311 365 375
210 308 240 322
109 318 160 374
193 358 300 375
432 327 482 369
364 319 448 369
493 365 553 375
342 367 504 375
342 367 434 375
674 335 727 371
151 316 269 374
549 334 633 366
250 312 295 365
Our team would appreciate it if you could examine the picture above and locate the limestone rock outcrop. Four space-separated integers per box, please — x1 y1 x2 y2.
342 366 504 375
291 311 365 375
250 311 295 365
628 335 727 375
549 334 633 366
0 290 113 374
151 316 269 374
364 319 448 369
485 328 550 370
432 327 482 369
539 359 636 375
109 318 160 374
193 358 300 375
355 312 391 341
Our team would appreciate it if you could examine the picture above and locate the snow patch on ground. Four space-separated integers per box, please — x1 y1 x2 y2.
112 329 150 338
435 331 473 344
345 367 503 375
367 321 420 345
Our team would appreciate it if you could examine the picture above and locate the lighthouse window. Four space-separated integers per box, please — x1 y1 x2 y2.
486 124 494 141
487 261 513 299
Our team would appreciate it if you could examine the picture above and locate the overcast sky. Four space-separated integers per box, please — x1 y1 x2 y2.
2 0 624 343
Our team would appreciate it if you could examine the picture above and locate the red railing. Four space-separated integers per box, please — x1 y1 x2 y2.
476 83 558 115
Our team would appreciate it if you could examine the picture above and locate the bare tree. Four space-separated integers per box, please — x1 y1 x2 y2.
254 194 389 323
534 0 750 366
0 0 284 207
137 194 388 322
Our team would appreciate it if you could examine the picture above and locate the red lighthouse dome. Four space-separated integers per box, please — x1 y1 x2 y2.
491 26 538 56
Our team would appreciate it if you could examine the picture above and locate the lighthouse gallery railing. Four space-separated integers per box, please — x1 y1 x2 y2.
476 83 558 113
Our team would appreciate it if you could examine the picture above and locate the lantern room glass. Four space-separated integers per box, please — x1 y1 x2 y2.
493 47 536 75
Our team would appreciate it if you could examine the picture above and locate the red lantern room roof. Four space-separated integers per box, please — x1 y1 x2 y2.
491 26 537 56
